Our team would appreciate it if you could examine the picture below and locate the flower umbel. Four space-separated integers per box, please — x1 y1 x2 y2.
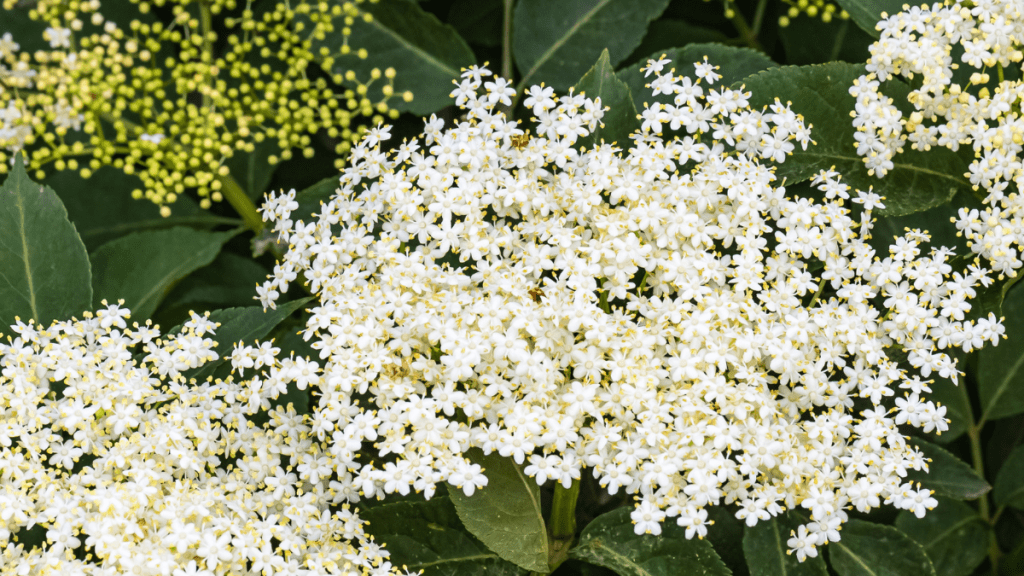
254 57 1001 557
0 0 409 214
0 303 409 575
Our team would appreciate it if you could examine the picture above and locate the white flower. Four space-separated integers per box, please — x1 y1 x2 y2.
631 500 665 535
43 27 71 49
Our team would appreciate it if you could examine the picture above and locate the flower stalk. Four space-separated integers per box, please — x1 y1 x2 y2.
547 480 580 571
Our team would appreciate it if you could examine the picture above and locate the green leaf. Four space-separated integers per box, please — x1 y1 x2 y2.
905 438 990 500
573 49 640 148
315 0 476 115
45 167 238 251
738 63 972 216
223 138 278 201
513 0 671 92
833 0 907 38
447 449 548 573
569 506 731 576
623 19 729 66
0 156 92 329
978 283 1024 423
895 497 989 576
778 16 874 65
447 0 502 47
187 297 313 381
618 44 776 111
994 445 1024 511
359 492 528 576
706 506 749 576
293 176 339 223
89 227 239 321
743 514 827 576
827 520 936 576
155 252 270 325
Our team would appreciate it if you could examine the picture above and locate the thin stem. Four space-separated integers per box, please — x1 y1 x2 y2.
725 2 766 53
501 0 515 83
217 173 264 232
598 279 610 313
961 378 1001 575
636 269 649 295
200 0 214 110
549 480 580 539
808 276 826 308
547 479 580 571
750 0 770 36
829 19 850 62
969 426 1002 574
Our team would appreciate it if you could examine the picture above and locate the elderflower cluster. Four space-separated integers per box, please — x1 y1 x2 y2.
850 0 1024 277
252 57 1003 560
0 0 410 212
0 304 408 576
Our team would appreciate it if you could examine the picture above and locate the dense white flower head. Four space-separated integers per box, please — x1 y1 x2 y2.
0 304 409 576
851 0 1024 277
254 57 1002 560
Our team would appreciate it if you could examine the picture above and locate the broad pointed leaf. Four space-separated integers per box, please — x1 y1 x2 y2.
448 449 548 573
994 445 1024 511
895 497 989 576
0 156 92 328
574 49 640 148
314 0 476 115
743 514 827 576
906 438 990 500
46 167 237 251
513 0 670 92
827 520 936 576
739 63 972 216
359 491 527 576
978 283 1024 423
623 19 729 66
569 506 731 576
447 0 502 47
90 227 239 321
777 15 874 65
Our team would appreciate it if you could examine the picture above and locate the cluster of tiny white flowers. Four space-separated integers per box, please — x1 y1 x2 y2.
0 304 408 576
254 57 1003 560
850 0 1024 277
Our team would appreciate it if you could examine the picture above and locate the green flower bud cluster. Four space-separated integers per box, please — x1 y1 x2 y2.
0 0 412 215
777 0 849 27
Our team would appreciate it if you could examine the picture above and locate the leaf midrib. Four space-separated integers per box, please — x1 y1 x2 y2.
517 0 614 91
409 552 500 570
788 150 968 187
981 350 1024 423
921 514 983 550
833 540 879 576
583 538 654 576
14 182 39 320
366 8 460 78
771 519 789 576
513 460 547 542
